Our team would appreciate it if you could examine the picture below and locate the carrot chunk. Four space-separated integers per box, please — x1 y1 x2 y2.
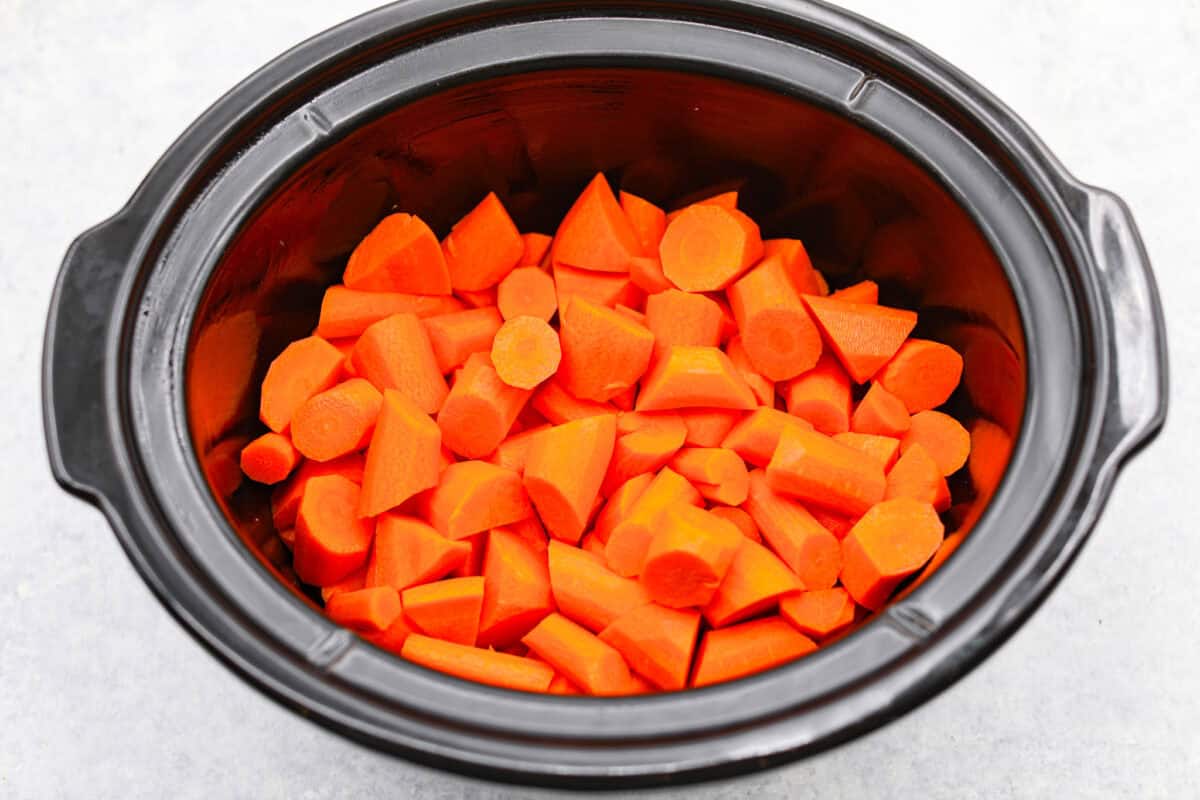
553 263 643 310
437 352 531 459
558 297 654 402
761 238 822 295
365 514 469 591
490 316 561 389
456 286 498 309
593 472 655 544
351 313 448 414
620 190 668 256
605 467 702 577
522 613 634 696
317 286 465 338
721 407 812 467
362 612 418 655
497 267 558 322
326 586 403 633
765 425 886 517
486 424 549 474
727 255 823 380
677 407 746 447
691 617 816 688
668 447 749 505
259 336 346 433
660 205 763 291
901 410 971 476
724 335 776 406
271 454 364 529
547 541 651 632
779 587 856 639
343 213 451 295
744 470 842 589
524 414 617 543
321 567 366 603
422 306 503 374
708 505 761 543
885 443 951 512
644 289 724 361
401 634 554 693
641 505 744 608
442 192 524 291
629 254 673 294
601 412 687 496
840 497 943 610
360 389 442 516
421 460 532 539
636 346 757 411
801 295 917 384
476 528 554 647
829 280 879 304
552 173 642 273
968 418 1013 496
599 603 700 691
240 432 301 485
402 576 485 646
530 377 613 424
833 431 901 472
877 338 964 413
783 352 852 435
294 475 375 586
851 382 912 438
519 232 553 267
703 539 802 628
291 378 382 462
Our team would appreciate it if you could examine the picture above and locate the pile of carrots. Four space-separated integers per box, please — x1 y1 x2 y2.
237 173 1009 694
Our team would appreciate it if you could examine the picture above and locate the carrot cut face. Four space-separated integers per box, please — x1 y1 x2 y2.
641 505 744 609
765 425 886 518
600 603 700 691
727 255 823 381
359 389 442 517
402 576 486 646
552 173 642 274
644 289 724 361
524 414 617 544
901 410 971 476
294 475 375 586
636 346 757 412
326 586 403 633
421 460 533 539
703 539 801 628
344 213 452 295
604 467 702 578
802 295 917 384
437 352 532 459
783 353 852 436
240 432 301 485
522 613 635 696
840 498 943 610
442 192 524 291
366 514 469 591
721 407 812 467
351 313 448 415
491 316 561 390
660 205 762 291
885 442 951 512
780 587 856 639
691 617 816 688
422 306 503 374
851 382 912 439
548 541 651 632
317 286 465 339
558 297 655 403
744 470 842 590
620 190 668 256
259 336 346 434
497 267 558 323
477 528 554 648
877 338 964 413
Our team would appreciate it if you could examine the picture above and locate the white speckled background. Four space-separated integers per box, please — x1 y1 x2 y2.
2 1 1196 796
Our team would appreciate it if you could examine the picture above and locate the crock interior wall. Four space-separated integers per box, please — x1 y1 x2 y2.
185 67 1026 602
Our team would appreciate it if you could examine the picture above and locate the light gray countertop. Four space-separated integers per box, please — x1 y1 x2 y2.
2 1 1195 797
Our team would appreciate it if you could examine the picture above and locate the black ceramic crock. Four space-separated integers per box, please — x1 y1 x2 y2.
43 0 1167 788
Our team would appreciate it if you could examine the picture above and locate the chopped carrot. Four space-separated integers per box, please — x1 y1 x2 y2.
808 507 856 540
708 506 761 543
829 280 878 304
530 377 613 424
547 673 580 694
766 425 886 517
609 384 638 411
644 289 724 361
316 286 465 338
294 475 375 586
744 470 842 589
885 443 951 512
558 297 654 402
968 418 1013 496
851 382 912 438
601 412 688 496
437 352 531 459
420 460 532 539
593 473 655 544
605 467 702 577
456 286 498 309
783 352 852 435
833 432 901 472
691 617 815 688
506 514 549 554
321 566 366 602
677 408 746 447
402 576 485 646
779 587 855 639
271 454 364 529
547 541 651 631
703 539 802 628
721 407 812 467
877 338 964 413
898 531 965 599
668 447 749 505
641 505 744 608
442 192 524 291
636 346 757 411
520 232 553 266
365 513 469 591
326 586 402 633
401 634 554 693
359 389 442 516
761 238 823 295
240 432 301 485
205 435 250 499
801 295 917 384
449 532 486 578
724 335 776 406
553 263 643 310
580 533 607 560
660 205 763 291
343 213 452 295
727 255 823 380
629 255 673 294
361 612 417 655
497 267 558 322
599 603 700 691
490 316 561 389
901 410 971 476
707 292 739 344
667 188 739 220
351 313 448 414
840 497 943 610
259 336 346 433
291 378 382 462
522 613 634 696
486 424 549 473
523 414 617 543
552 173 642 273
422 306 503 374
620 190 668 255
476 528 554 647
613 303 646 327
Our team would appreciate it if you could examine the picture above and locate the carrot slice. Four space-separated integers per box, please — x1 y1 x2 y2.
294 475 375 586
829 280 879 304
420 460 532 539
486 424 549 474
240 432 301 485
877 338 964 413
359 388 442 516
968 418 1013 496
677 408 746 447
761 238 822 295
442 192 524 291
316 286 465 338
782 352 852 435
691 617 816 688
604 467 702 577
708 506 761 543
291 378 382 462
840 497 943 610
522 613 634 696
551 173 642 273
636 346 757 411
530 377 614 424
779 587 856 639
885 443 951 512
641 505 744 608
259 336 346 433
744 470 841 589
703 539 801 628
558 297 654 402
801 295 917 384
765 425 886 517
721 407 812 467
320 567 367 603
901 410 971 476
401 634 554 693
402 576 485 645
668 447 749 505
724 335 776 406
629 255 673 294
271 454 364 529
519 232 553 267
599 603 700 691
553 263 643 311
660 205 763 291
497 267 558 322
437 352 531 459
476 528 554 648
851 382 912 438
727 255 823 381
833 432 901 472
326 586 403 633
644 289 724 361
490 316 561 389
523 414 617 543
593 472 655 544
620 190 668 256
343 213 451 295
547 541 651 631
365 513 469 591
361 612 417 655
351 313 448 414
601 412 688 496
422 306 503 374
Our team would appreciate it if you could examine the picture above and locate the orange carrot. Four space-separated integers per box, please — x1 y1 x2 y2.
437 352 532 459
629 255 673 294
721 407 812 467
659 205 763 291
316 286 466 339
520 232 553 266
782 352 852 435
885 442 951 512
897 531 965 600
667 189 739 221
359 388 442 516
691 617 815 688
551 173 642 273
558 297 654 402
456 286 498 309
641 505 744 608
765 425 886 517
677 408 746 447
522 613 634 696
365 513 469 591
361 612 417 655
449 532 486 578
401 634 554 693
328 337 358 373
703 539 801 627
833 432 901 472
829 280 878 304
291 378 382 462
668 447 749 505
613 303 646 327
497 267 557 322
294 475 375 586
610 384 637 411
422 306 503 374
708 506 761 543
761 238 822 295
553 263 643 310
523 414 617 543
840 497 943 610
271 454 364 529
605 467 702 577
580 533 607 560
744 470 842 589
490 316 561 389
547 673 580 694
601 412 688 496
801 295 917 384
530 377 613 424
593 472 655 543
506 514 550 554
968 418 1012 496
877 338 964 413
351 313 448 414
808 507 856 540
599 603 700 691
636 346 757 411
644 289 724 361
326 586 403 633
724 335 775 406
401 576 485 645
779 587 855 639
320 566 366 603
727 255 824 380
240 432 301 485
443 192 524 291
851 382 912 438
486 424 549 473
343 213 452 295
421 460 532 539
259 336 346 433
476 528 554 647
547 541 651 632
901 410 971 476
707 292 738 344
620 190 668 255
